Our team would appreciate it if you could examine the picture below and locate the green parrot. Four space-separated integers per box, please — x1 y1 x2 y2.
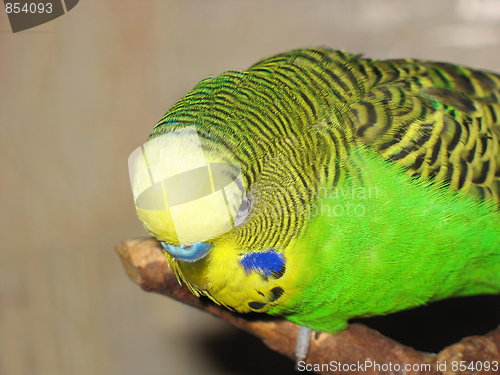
129 48 500 360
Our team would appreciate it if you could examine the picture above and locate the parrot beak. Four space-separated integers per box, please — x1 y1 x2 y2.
160 241 213 262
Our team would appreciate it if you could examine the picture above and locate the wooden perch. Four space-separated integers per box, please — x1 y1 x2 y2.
116 238 500 375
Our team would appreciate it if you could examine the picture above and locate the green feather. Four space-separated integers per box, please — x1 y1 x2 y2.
275 146 500 332
134 48 500 334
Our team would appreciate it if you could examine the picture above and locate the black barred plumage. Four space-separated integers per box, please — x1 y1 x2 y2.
151 49 500 209
133 48 500 341
148 48 500 257
358 59 500 199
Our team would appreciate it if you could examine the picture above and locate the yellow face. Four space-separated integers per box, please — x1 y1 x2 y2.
129 126 305 313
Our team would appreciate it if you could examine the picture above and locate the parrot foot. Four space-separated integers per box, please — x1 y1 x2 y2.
294 325 313 368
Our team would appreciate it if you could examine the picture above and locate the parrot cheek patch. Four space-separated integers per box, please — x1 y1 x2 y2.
239 249 287 311
239 248 287 280
239 248 286 276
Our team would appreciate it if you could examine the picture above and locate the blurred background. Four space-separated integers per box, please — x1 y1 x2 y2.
2 1 500 374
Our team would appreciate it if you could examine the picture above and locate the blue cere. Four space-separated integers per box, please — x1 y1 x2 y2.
239 248 286 276
161 241 213 262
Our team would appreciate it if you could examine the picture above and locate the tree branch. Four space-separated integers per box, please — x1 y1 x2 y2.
116 238 500 375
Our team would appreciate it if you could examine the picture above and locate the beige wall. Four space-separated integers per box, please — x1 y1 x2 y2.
1 1 500 374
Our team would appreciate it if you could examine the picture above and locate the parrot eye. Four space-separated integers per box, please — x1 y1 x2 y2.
160 241 213 262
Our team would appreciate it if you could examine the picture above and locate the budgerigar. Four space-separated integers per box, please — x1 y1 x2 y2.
129 48 500 359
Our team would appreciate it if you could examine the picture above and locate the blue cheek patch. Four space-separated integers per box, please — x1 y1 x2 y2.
239 248 286 277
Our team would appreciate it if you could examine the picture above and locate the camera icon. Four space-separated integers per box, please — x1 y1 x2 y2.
5 1 79 33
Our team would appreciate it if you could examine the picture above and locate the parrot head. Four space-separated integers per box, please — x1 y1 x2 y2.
127 68 320 313
129 123 299 312
129 126 256 297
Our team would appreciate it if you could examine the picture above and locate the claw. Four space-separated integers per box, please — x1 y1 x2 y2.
295 325 313 369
